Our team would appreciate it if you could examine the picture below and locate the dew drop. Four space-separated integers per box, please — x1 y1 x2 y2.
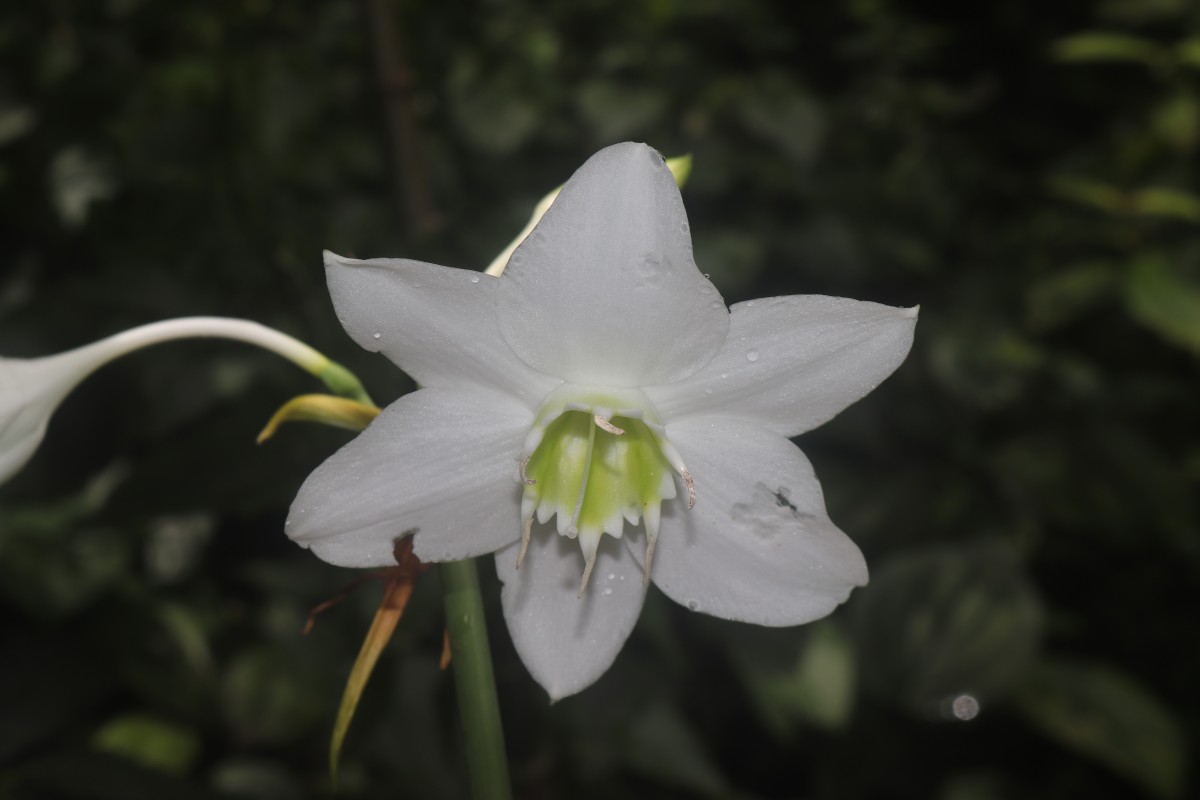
470 275 480 284
746 350 759 362
372 332 382 340
745 301 754 308
602 587 613 596
703 273 710 279
720 372 728 379
704 387 713 395
686 599 700 611
607 573 615 580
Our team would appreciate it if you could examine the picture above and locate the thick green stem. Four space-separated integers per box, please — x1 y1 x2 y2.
442 558 512 800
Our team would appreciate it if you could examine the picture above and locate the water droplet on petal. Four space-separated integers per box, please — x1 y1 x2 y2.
607 573 615 580
720 373 728 379
602 587 613 596
746 350 759 362
470 275 480 284
372 332 382 339
704 387 713 395
686 599 700 611
745 301 754 308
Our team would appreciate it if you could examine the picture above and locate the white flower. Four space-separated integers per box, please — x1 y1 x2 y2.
286 142 918 700
1 318 359 486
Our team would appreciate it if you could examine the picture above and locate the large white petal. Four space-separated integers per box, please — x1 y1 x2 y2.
286 387 530 567
495 531 646 701
637 415 867 626
325 252 561 408
495 142 729 388
646 296 917 437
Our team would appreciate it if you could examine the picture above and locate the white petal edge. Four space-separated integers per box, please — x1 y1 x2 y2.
286 387 531 567
645 296 917 438
633 415 868 626
495 142 729 388
325 251 561 408
495 531 646 701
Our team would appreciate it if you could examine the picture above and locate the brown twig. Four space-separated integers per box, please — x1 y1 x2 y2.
362 0 442 235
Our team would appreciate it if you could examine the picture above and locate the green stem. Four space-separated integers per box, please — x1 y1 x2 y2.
442 558 512 800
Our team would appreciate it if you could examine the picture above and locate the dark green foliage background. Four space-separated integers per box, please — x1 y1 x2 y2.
1 1 1197 798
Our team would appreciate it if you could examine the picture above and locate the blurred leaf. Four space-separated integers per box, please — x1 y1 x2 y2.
1016 660 1187 799
1129 187 1200 222
1047 175 1124 214
577 82 666 141
1125 256 1200 353
623 704 729 798
731 619 856 734
736 73 825 162
221 645 325 745
48 147 117 228
853 541 1043 718
1025 262 1117 332
1052 32 1165 67
92 713 201 776
1151 92 1199 152
0 101 35 146
6 753 224 800
1176 38 1200 70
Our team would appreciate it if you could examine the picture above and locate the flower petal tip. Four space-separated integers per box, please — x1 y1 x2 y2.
901 304 921 319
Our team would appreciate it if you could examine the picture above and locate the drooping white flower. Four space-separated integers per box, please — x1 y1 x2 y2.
0 318 366 485
286 142 917 700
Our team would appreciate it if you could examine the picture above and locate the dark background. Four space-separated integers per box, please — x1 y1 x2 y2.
1 1 1197 798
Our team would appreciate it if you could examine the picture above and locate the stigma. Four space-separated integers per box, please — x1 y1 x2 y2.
515 385 694 595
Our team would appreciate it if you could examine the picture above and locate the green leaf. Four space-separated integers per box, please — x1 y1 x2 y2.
92 714 201 776
1052 32 1166 67
1125 256 1200 353
1016 660 1187 799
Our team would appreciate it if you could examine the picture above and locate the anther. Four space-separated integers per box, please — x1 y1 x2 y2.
519 456 536 486
516 517 533 569
682 469 695 509
593 414 625 435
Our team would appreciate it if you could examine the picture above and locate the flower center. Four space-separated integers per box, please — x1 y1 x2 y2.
516 386 694 594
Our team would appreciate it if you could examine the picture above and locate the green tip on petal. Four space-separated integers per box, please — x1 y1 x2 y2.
666 154 693 188
314 360 375 405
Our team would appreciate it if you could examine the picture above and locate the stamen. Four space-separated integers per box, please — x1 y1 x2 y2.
642 502 661 587
519 456 536 486
577 554 597 597
642 536 658 587
593 414 625 435
682 469 695 509
516 516 533 569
